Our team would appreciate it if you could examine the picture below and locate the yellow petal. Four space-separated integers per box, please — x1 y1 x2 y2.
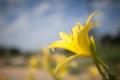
59 32 71 42
77 31 91 54
49 41 87 55
72 25 79 40
85 11 99 31
49 40 75 52
77 22 84 31
71 23 91 55
71 24 83 49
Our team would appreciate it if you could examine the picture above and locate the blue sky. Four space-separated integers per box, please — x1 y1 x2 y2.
0 0 120 51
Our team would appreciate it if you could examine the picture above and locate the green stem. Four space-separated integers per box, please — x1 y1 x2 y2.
96 57 117 80
90 39 109 80
93 56 109 80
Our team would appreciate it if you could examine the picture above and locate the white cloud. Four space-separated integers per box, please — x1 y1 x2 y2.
0 1 68 51
0 1 50 37
33 2 50 16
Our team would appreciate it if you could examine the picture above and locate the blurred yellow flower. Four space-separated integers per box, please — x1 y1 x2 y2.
29 55 38 69
88 65 99 77
53 54 68 78
49 11 98 57
41 48 50 71
28 55 38 80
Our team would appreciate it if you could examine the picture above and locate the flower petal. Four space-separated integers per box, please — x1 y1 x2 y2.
49 40 86 55
59 32 72 42
77 22 84 31
72 25 79 39
71 23 91 55
71 25 81 49
85 11 99 31
49 40 75 52
77 31 91 53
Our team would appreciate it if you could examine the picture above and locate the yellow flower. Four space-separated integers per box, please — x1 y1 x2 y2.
88 65 99 77
28 55 38 80
29 55 38 69
41 48 50 71
49 11 98 56
53 54 68 77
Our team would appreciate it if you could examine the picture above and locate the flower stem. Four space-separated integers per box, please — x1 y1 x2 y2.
96 56 117 80
93 56 109 80
90 38 110 80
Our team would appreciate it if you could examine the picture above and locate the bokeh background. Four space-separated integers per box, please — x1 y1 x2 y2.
0 0 120 80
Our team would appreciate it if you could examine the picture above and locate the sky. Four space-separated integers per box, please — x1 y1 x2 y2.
0 0 120 51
